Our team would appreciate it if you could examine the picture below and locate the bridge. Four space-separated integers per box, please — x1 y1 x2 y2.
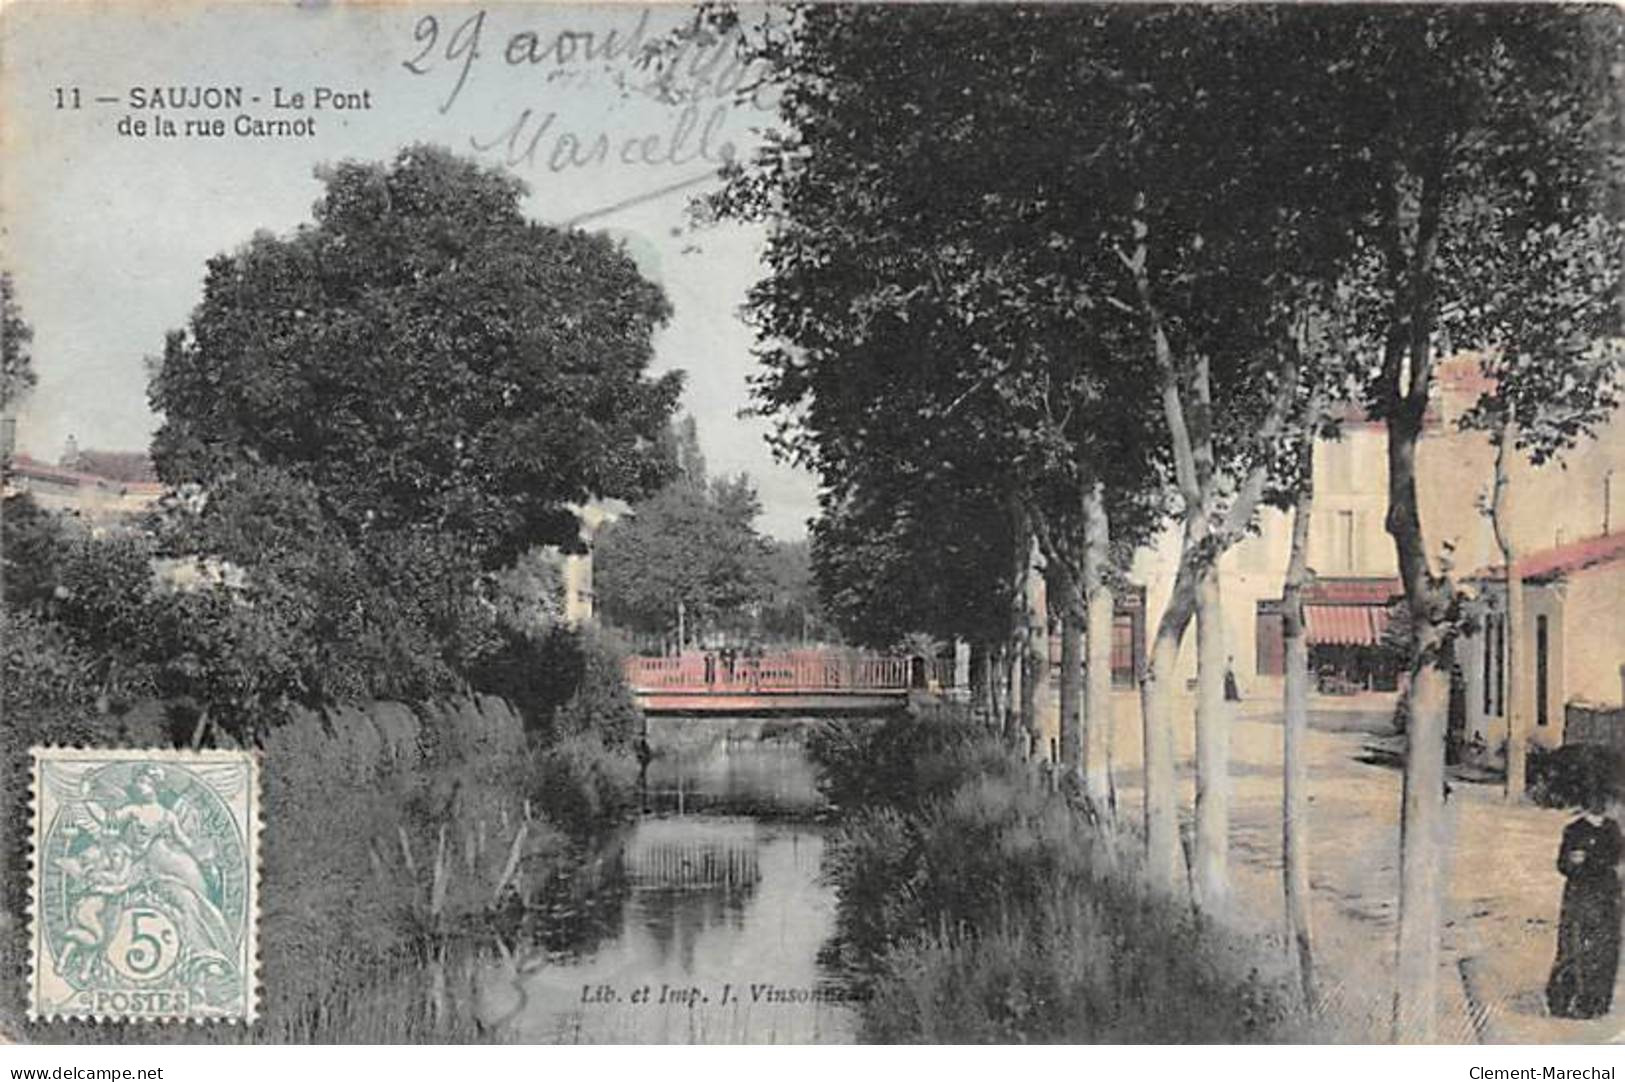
624 650 946 715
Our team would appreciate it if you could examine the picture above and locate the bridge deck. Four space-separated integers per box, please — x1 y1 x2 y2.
634 688 908 715
625 652 931 715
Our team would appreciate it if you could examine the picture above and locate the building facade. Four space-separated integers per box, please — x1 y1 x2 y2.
1457 532 1625 752
1127 354 1625 724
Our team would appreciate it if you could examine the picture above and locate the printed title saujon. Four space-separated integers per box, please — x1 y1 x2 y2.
99 85 374 139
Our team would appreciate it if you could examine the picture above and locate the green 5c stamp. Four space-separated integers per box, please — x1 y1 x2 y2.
30 748 259 1022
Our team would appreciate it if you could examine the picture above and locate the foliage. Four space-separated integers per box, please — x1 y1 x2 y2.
148 145 682 572
0 271 33 412
809 473 1025 649
1 492 69 610
528 732 639 838
806 715 1019 812
1528 743 1624 810
755 537 835 643
595 470 773 641
0 608 98 710
491 547 565 639
468 624 642 749
131 138 703 721
811 714 1322 1041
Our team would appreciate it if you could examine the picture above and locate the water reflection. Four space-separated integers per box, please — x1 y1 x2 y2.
642 717 827 817
497 718 858 1044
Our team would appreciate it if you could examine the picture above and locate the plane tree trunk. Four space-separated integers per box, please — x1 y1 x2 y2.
1193 566 1232 914
1385 158 1452 1045
1282 441 1318 1008
1082 481 1116 818
1050 560 1084 775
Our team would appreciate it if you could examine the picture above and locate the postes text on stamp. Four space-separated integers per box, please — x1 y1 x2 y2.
30 748 259 1023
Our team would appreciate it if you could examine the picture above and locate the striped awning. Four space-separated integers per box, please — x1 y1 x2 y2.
1304 604 1390 646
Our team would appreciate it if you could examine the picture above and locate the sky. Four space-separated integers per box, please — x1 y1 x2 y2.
0 2 819 538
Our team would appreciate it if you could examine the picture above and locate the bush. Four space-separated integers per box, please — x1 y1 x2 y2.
807 714 1017 812
470 625 641 748
814 713 1309 1043
0 609 97 710
528 732 638 837
1528 742 1624 809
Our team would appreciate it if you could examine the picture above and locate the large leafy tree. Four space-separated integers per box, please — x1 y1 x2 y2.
149 145 681 571
594 473 774 645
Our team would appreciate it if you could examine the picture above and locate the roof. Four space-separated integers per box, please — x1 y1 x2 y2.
1474 532 1625 583
1304 578 1403 605
8 453 163 494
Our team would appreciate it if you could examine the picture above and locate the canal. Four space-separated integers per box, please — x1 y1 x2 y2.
483 716 860 1044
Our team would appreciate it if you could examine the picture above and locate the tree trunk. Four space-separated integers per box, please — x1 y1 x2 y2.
1394 647 1451 1042
1082 481 1115 816
998 642 1015 739
1491 422 1526 801
1282 466 1317 1007
1192 566 1232 914
1141 561 1199 895
1389 402 1452 1044
970 641 990 725
1384 152 1449 1044
1058 584 1084 775
1023 536 1049 760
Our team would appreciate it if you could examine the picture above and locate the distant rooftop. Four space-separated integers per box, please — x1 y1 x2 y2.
1473 531 1625 583
8 451 162 493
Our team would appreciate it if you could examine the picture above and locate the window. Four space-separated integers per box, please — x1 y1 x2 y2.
1111 587 1147 687
1482 612 1506 718
1494 614 1505 719
1256 600 1284 677
1336 510 1357 571
1536 615 1550 727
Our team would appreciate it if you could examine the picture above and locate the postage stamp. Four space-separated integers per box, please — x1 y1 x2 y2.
29 749 259 1023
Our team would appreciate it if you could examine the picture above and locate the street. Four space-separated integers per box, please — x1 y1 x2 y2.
1105 695 1624 1043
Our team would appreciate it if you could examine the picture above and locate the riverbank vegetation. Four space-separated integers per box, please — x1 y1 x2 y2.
809 713 1348 1042
0 146 671 1040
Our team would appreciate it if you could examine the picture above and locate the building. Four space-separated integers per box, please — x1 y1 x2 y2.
552 499 629 626
1131 354 1625 708
1456 531 1625 751
4 443 163 525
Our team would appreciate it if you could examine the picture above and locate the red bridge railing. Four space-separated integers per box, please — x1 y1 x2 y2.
624 651 941 694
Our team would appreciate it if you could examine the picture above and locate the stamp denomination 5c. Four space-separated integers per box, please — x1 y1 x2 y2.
30 748 259 1023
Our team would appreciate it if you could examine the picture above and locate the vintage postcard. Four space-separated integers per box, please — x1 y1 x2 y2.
1 0 1622 1054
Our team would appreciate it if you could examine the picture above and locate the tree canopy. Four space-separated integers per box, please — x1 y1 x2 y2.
595 466 774 643
150 145 682 571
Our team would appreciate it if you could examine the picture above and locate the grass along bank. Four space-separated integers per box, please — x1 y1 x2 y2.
0 639 644 1043
807 714 1329 1042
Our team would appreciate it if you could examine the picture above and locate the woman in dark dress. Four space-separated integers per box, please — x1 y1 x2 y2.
1546 795 1622 1019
